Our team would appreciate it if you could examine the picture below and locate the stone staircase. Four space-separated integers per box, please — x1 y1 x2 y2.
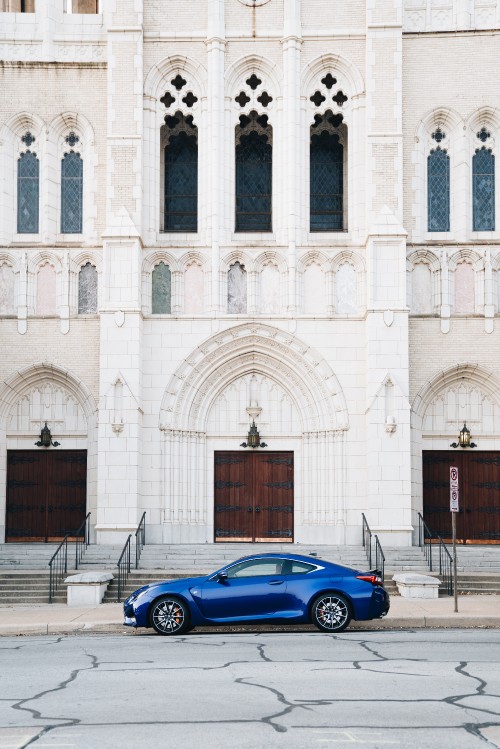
1 542 500 604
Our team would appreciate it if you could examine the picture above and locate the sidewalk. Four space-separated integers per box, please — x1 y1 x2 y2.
0 595 499 636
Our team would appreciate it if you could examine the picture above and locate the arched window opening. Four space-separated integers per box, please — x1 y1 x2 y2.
17 149 39 234
473 146 495 231
303 263 325 314
162 113 198 232
454 262 475 314
227 261 247 313
260 263 280 314
184 263 204 314
235 112 272 232
336 263 357 314
310 111 346 232
36 264 56 316
152 262 171 314
411 262 433 314
427 147 450 232
61 150 83 234
78 262 97 314
0 264 16 315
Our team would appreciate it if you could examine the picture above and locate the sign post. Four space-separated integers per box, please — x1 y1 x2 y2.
450 466 459 613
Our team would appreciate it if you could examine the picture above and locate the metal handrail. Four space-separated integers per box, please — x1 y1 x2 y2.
374 535 386 583
117 534 132 603
135 512 146 570
361 513 372 569
417 512 433 571
417 512 453 595
48 535 69 603
75 512 91 570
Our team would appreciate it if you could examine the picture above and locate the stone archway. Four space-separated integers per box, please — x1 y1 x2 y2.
159 323 349 544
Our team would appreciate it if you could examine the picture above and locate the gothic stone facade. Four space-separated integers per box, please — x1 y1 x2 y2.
1 0 500 546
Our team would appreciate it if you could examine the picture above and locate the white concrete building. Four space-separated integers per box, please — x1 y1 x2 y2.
1 0 500 548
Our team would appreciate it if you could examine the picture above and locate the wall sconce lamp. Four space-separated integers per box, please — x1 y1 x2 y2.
450 422 477 449
35 422 60 448
241 420 267 449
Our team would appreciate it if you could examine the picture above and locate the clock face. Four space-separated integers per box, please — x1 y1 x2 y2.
237 0 272 6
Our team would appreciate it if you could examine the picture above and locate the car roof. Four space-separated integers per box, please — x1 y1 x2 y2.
227 552 329 565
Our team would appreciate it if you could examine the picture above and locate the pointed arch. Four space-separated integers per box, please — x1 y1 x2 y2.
301 53 365 100
159 323 348 433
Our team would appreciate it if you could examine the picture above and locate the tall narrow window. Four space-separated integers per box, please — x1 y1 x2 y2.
17 150 39 234
427 147 450 231
227 261 247 313
310 113 345 231
235 112 272 232
163 113 198 232
61 151 83 234
152 262 171 314
473 147 495 231
78 262 97 314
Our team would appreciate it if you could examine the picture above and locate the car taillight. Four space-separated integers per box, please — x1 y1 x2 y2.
356 574 383 586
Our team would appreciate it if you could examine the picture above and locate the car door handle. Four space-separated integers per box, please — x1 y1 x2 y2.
268 580 284 585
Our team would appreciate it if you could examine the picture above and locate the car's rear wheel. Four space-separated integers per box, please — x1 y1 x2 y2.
150 596 190 635
311 593 351 633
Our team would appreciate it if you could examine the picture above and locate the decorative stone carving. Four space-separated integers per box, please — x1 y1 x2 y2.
0 263 16 315
8 383 87 435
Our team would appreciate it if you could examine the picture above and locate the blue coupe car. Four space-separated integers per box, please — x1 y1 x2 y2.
123 553 390 635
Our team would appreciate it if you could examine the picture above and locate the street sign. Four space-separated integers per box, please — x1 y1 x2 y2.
450 466 459 512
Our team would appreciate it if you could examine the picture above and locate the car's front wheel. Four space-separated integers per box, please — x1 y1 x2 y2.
150 596 190 635
311 593 351 633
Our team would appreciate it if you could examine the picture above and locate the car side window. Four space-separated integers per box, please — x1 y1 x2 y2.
226 559 284 578
282 560 316 575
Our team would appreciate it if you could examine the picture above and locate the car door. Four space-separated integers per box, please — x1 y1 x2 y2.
199 558 287 621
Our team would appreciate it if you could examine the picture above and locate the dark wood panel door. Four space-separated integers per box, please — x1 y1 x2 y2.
214 451 294 542
6 450 87 542
423 451 500 543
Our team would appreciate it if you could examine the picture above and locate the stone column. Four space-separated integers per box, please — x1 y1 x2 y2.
282 0 302 313
364 1 412 546
207 0 225 313
96 0 144 544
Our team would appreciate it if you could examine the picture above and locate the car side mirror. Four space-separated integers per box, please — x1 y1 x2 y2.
217 572 228 583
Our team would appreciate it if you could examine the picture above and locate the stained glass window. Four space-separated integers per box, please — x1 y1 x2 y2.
61 152 83 234
17 151 39 234
236 127 272 232
310 131 343 231
473 147 495 231
427 148 450 232
152 262 171 314
164 131 197 232
78 263 97 314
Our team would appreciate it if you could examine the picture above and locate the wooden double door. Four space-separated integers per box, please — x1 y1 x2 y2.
6 450 87 542
423 451 500 543
214 451 294 542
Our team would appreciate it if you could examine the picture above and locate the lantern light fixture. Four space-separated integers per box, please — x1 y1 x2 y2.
35 422 60 448
240 420 267 449
450 422 476 449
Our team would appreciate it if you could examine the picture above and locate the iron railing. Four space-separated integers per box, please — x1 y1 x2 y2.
75 512 91 570
117 534 132 603
135 512 146 570
117 513 147 602
361 513 385 581
417 512 453 595
49 535 68 603
417 512 434 571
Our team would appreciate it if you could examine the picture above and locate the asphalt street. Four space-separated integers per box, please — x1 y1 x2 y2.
0 629 499 749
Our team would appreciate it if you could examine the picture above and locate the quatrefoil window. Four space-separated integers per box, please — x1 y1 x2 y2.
246 74 262 90
161 91 176 108
431 128 446 143
332 90 348 107
65 132 79 147
235 91 251 107
477 127 491 143
22 132 35 147
182 92 198 108
257 91 273 107
171 74 187 91
310 91 326 107
321 73 337 90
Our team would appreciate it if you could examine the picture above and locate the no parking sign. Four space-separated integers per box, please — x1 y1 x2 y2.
450 466 459 513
